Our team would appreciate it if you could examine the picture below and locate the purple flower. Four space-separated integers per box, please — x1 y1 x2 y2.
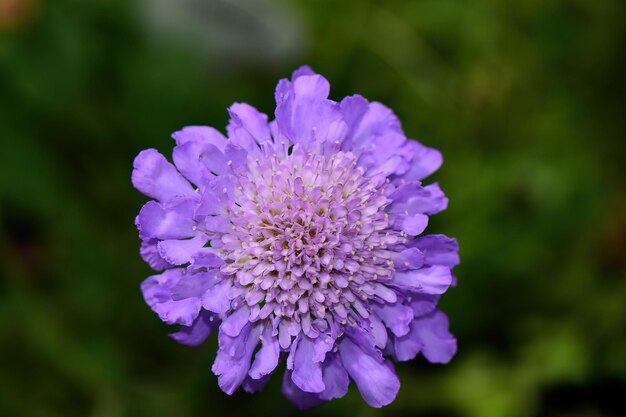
132 66 459 409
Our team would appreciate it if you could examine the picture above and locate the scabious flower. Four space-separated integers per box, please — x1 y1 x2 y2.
132 66 459 409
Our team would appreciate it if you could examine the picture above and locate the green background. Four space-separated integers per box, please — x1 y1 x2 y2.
1 0 625 416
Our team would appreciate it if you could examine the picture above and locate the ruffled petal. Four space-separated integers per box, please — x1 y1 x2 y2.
198 144 229 176
157 235 209 265
350 101 403 148
291 336 325 393
372 302 414 337
172 126 227 151
415 310 457 363
195 175 234 217
227 103 271 153
366 154 408 177
201 278 232 313
291 65 316 79
282 370 326 410
408 293 440 317
339 331 400 408
339 95 369 141
392 323 421 362
242 374 271 393
390 182 448 215
369 314 389 349
132 149 195 202
393 309 456 363
281 352 349 408
140 239 173 271
249 324 280 379
413 184 448 215
190 249 225 269
135 199 196 240
392 213 429 236
360 132 411 177
172 126 227 185
196 190 227 217
312 335 335 363
169 310 219 347
393 248 425 270
275 72 346 146
170 270 214 300
339 98 414 178
221 305 251 337
141 269 202 326
402 140 443 181
392 265 453 295
412 234 460 268
318 353 349 401
223 143 249 176
212 324 261 395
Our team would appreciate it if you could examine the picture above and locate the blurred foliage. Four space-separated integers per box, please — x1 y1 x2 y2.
1 0 625 416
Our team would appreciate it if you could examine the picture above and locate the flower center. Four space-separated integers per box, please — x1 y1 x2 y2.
218 146 405 333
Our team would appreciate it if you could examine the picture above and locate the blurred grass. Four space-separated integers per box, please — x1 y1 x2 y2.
0 0 625 416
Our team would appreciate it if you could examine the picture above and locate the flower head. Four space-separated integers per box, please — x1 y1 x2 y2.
133 66 459 408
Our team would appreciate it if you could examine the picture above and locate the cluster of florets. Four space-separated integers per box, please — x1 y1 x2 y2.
133 66 459 409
